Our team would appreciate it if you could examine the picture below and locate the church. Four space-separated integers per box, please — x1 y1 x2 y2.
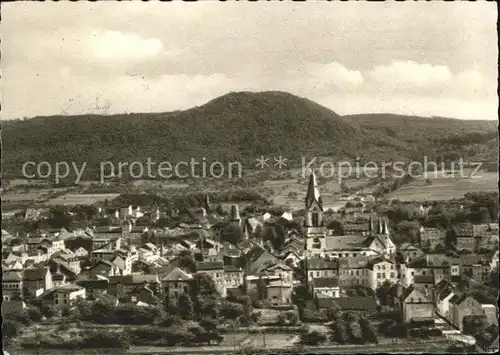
303 171 396 259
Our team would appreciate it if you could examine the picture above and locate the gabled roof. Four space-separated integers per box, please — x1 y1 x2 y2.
2 270 23 282
414 275 434 284
339 256 370 269
399 243 421 252
121 274 158 285
312 277 339 288
54 283 84 294
161 267 192 281
196 261 224 271
438 288 455 301
307 258 338 270
23 268 48 281
223 265 242 273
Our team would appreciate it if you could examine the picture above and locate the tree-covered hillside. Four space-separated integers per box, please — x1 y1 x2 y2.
2 92 497 180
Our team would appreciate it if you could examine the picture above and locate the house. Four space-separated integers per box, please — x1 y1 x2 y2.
243 245 279 274
397 285 434 323
400 255 443 287
74 246 89 258
490 250 499 271
473 223 499 250
51 250 81 274
161 267 193 299
306 258 339 282
2 259 23 271
125 284 159 305
451 255 490 281
481 304 498 325
83 259 121 278
369 258 398 289
280 250 302 267
196 261 226 296
338 256 372 288
310 277 340 298
2 271 23 301
195 238 223 262
399 243 425 263
22 267 53 298
42 284 86 308
116 274 160 298
413 275 435 298
246 262 294 306
454 223 475 251
449 294 483 330
419 226 446 249
223 265 244 294
436 287 455 320
75 279 109 299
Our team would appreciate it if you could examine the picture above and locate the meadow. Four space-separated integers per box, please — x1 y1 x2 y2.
44 193 121 206
386 172 498 202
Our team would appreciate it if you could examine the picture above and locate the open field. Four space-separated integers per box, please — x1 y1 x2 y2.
2 188 70 203
44 193 121 206
387 172 498 202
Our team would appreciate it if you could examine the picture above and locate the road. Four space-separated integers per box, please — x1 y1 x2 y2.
126 341 451 354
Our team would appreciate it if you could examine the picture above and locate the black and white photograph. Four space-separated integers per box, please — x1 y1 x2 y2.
1 1 498 354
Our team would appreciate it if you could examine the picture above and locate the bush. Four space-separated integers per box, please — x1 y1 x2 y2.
346 321 363 344
277 311 299 326
219 301 245 320
359 317 378 344
301 308 327 323
2 319 25 340
300 330 327 345
27 306 43 322
41 305 59 319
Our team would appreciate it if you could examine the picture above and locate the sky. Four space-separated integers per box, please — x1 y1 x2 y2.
1 1 498 120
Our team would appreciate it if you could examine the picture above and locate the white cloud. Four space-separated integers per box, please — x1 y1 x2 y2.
89 31 165 61
287 62 364 97
368 61 496 100
369 60 453 92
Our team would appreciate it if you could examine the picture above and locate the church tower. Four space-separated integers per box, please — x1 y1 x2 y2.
304 170 326 256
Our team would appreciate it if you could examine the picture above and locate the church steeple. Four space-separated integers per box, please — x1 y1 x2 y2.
304 170 323 228
305 170 322 210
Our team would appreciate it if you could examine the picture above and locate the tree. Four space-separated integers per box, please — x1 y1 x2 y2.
221 223 244 246
61 306 72 318
375 280 393 306
462 315 488 336
278 311 299 326
359 317 378 344
219 301 245 320
41 304 59 319
2 319 25 342
26 306 43 322
300 330 327 345
326 220 345 235
177 293 194 319
325 303 341 321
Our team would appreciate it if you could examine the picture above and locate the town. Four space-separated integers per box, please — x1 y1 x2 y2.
2 170 498 354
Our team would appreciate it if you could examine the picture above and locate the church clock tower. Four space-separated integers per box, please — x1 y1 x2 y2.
304 170 326 257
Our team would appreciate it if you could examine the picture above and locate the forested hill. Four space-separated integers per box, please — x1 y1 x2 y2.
2 91 498 179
